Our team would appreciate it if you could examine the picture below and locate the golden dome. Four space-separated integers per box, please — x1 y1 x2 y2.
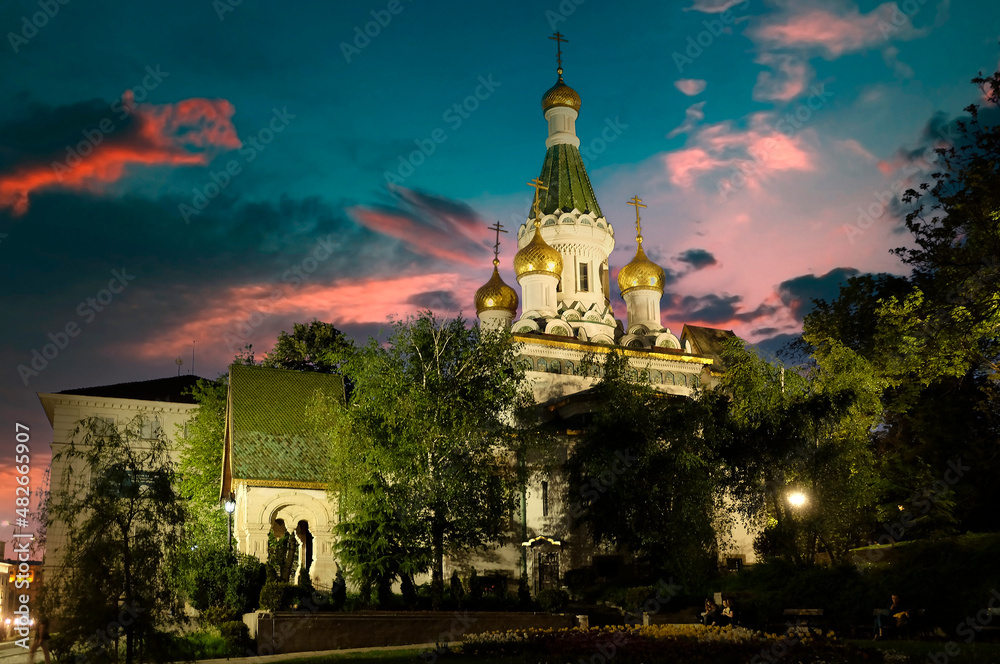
541 73 581 114
475 264 519 314
513 227 563 279
618 242 665 295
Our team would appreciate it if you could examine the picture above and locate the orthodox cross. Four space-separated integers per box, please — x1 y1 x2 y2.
527 178 548 227
549 31 568 72
488 220 506 265
626 195 647 243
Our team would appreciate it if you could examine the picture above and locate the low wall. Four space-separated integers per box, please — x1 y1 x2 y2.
244 610 576 655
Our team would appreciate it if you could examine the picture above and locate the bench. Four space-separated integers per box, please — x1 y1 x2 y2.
873 607 926 639
783 608 824 635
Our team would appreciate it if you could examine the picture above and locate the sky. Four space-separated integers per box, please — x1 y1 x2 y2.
1 0 998 537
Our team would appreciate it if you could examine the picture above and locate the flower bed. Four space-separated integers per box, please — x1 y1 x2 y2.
461 624 885 663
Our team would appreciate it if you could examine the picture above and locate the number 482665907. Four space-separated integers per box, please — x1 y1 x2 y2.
15 423 30 514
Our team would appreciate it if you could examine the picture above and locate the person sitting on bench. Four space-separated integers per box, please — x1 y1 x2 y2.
874 593 909 639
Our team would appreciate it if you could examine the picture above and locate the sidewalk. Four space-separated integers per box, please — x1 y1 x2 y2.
197 641 460 663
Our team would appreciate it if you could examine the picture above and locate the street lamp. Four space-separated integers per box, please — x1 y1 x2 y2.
787 491 808 508
224 495 236 552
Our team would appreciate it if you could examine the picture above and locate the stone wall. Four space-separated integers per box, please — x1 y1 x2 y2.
244 610 576 655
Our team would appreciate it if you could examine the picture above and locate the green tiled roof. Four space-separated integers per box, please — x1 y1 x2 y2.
228 364 344 486
535 143 603 219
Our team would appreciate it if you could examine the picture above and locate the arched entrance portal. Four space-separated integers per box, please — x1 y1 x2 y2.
235 488 337 590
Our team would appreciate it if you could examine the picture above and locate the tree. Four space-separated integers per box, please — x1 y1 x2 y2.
565 351 723 583
46 414 187 664
176 376 229 549
706 340 884 564
312 313 530 605
260 319 353 373
799 70 1000 535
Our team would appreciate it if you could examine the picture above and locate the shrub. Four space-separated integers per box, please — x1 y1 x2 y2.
537 588 570 612
218 620 253 656
259 581 296 611
200 605 238 627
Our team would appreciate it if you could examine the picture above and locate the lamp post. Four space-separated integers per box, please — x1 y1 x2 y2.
224 496 236 552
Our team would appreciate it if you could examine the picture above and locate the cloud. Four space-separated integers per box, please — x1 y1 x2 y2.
776 267 861 321
675 248 718 269
748 0 950 60
664 112 815 189
667 102 707 140
126 272 465 368
675 79 708 96
685 0 748 13
748 0 943 59
349 186 492 266
753 53 813 102
0 92 240 216
663 292 779 326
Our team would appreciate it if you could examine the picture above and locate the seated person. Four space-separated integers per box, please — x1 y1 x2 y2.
701 599 721 626
874 593 909 639
720 597 738 627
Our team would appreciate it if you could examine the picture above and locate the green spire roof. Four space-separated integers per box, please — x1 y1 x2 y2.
224 364 344 488
534 143 603 219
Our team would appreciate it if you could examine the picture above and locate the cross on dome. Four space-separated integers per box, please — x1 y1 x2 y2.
527 178 548 227
488 220 507 267
549 31 569 76
626 195 647 243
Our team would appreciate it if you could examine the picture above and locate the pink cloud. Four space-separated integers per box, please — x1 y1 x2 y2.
667 101 707 139
675 79 708 96
750 1 931 59
349 186 492 265
125 272 471 367
664 113 815 188
0 92 240 216
753 53 812 102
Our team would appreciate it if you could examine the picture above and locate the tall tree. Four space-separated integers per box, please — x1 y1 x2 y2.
312 313 530 605
176 376 229 548
564 351 723 583
707 340 884 564
46 415 187 664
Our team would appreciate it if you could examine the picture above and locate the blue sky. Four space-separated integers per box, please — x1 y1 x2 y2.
1 0 998 529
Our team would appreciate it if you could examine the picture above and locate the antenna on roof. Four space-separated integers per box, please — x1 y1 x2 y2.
175 357 184 377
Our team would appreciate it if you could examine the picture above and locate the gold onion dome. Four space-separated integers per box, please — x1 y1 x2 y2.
475 262 519 314
618 241 666 295
541 70 581 113
513 227 563 279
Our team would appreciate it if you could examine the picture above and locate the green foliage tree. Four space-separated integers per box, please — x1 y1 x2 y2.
705 340 884 564
177 543 267 621
260 319 353 373
565 350 723 583
801 69 1000 535
46 414 187 664
176 376 229 549
311 313 530 606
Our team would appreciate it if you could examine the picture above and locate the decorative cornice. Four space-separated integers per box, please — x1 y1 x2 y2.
514 333 714 365
234 477 328 491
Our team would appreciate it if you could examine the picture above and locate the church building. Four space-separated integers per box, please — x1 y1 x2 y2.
469 38 754 588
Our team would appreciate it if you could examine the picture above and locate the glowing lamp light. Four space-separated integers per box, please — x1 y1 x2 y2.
224 499 236 514
787 491 808 508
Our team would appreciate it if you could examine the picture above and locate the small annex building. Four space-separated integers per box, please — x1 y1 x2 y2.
219 364 345 590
